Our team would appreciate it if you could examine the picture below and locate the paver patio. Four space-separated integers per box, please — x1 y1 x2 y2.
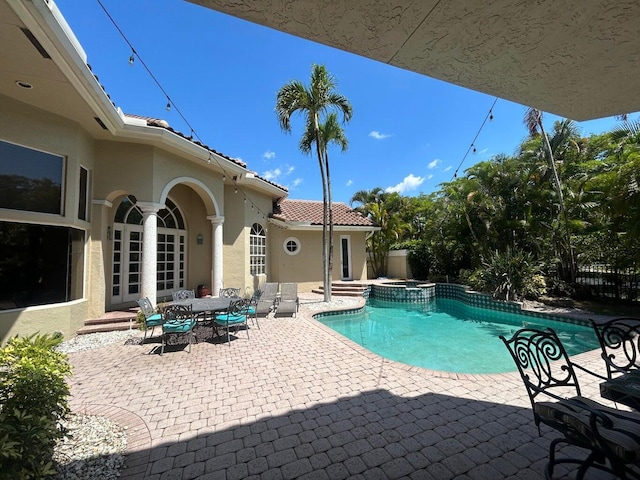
67 293 621 479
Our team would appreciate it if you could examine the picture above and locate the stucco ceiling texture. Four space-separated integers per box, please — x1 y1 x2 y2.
188 0 640 121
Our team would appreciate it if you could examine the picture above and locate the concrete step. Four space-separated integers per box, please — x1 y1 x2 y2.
76 321 136 335
77 310 138 335
312 283 367 297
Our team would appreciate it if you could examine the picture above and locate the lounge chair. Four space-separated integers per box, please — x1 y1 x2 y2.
275 282 298 317
255 282 278 319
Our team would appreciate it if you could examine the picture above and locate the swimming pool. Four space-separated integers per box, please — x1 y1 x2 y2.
315 298 600 374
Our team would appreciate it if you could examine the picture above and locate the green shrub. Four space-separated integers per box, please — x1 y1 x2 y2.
477 248 547 301
407 241 432 280
0 333 72 480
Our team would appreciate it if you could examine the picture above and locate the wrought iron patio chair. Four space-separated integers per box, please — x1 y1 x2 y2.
172 289 195 301
275 282 298 317
137 297 163 341
219 287 240 298
160 304 196 355
213 298 250 345
591 317 640 379
500 327 640 479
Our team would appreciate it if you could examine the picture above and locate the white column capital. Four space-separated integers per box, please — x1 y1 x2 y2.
208 215 225 225
137 202 164 214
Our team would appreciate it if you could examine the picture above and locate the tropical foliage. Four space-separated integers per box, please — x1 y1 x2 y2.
353 114 640 302
0 333 71 479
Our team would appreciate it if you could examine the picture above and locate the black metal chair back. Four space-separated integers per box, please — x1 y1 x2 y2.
228 298 250 316
591 317 640 379
500 328 582 430
162 304 193 322
219 287 241 298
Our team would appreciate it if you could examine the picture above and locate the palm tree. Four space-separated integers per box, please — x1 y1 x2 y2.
276 64 352 301
523 108 577 282
350 188 407 277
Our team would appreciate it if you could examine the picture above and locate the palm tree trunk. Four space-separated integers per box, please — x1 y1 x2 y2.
538 120 577 282
314 117 331 302
325 152 333 302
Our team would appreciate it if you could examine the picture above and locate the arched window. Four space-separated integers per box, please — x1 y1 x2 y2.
250 223 266 275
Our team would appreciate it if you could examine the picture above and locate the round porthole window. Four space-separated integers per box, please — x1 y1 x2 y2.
283 237 300 255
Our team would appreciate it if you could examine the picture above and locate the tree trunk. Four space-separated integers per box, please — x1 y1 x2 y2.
325 152 333 302
538 120 577 283
314 115 331 302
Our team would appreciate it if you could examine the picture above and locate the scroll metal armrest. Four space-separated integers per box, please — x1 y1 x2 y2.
571 362 609 381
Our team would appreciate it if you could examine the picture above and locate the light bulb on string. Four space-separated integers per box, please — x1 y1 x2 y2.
489 110 494 122
128 53 135 65
234 187 238 194
165 101 171 112
222 175 226 182
472 144 477 154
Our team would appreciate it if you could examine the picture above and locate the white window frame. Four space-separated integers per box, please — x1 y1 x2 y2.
250 223 266 275
283 236 301 256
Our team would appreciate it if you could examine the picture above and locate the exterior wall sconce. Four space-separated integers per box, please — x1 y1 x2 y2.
196 233 203 245
106 226 113 241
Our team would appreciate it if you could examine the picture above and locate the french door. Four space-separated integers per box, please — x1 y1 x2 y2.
111 225 186 304
340 236 352 280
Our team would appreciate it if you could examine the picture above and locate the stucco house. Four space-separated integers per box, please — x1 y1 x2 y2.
0 0 375 342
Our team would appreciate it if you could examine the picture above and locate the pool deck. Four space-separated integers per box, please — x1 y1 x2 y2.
69 292 624 479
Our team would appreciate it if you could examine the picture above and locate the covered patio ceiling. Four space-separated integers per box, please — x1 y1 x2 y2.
188 0 640 121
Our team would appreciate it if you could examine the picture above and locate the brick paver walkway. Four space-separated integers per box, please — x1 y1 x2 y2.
67 293 617 479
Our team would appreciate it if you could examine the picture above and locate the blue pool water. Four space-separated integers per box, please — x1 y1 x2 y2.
316 298 600 374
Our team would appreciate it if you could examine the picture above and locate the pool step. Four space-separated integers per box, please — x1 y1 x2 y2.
312 282 368 297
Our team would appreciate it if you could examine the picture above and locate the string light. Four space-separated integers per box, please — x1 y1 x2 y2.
451 97 499 180
94 0 276 221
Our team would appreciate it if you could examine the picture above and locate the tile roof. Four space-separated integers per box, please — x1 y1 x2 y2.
272 199 374 226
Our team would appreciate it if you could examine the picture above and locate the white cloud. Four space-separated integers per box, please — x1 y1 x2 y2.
262 164 295 182
428 159 441 169
263 150 276 160
346 179 353 186
263 168 281 181
385 174 424 194
292 178 303 187
427 174 433 180
443 165 452 172
369 131 391 140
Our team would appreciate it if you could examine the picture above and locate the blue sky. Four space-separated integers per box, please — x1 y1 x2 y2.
56 0 630 204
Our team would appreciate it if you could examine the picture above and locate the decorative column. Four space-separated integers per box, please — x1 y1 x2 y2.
208 215 224 297
138 202 163 305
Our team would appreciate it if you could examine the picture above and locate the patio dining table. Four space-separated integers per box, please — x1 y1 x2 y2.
171 297 232 315
600 369 640 411
170 297 232 340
